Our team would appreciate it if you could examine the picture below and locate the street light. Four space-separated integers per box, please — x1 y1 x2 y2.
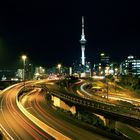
22 55 27 88
114 68 118 92
22 55 27 80
106 78 109 100
57 64 61 73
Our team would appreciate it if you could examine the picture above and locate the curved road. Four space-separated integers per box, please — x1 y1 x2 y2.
0 83 55 140
20 85 110 140
73 81 140 140
0 81 110 140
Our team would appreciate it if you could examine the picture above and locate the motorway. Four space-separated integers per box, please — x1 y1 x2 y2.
20 85 110 140
72 81 140 140
0 83 54 140
0 81 110 140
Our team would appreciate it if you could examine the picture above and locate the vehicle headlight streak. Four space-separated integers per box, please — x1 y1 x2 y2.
16 88 71 140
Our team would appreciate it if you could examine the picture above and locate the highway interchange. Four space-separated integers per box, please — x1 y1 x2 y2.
0 80 111 140
0 79 140 139
72 80 140 139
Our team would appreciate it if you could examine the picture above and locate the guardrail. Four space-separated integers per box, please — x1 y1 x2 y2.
50 90 140 127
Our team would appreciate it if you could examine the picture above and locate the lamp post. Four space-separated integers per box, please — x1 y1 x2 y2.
106 78 109 99
114 68 118 92
57 64 62 84
57 64 61 74
22 55 27 88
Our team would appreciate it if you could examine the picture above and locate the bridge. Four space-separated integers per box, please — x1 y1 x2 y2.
48 89 140 129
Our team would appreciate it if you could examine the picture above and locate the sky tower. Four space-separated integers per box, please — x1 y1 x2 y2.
80 16 86 66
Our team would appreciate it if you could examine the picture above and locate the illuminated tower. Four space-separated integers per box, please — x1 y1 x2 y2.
80 16 86 66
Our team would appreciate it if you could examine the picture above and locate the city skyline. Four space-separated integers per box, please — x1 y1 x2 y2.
0 1 140 68
1 2 140 140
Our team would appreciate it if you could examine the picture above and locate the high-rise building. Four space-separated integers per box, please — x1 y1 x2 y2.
80 16 86 66
92 53 119 76
100 53 110 67
34 66 46 79
16 69 23 80
120 55 140 76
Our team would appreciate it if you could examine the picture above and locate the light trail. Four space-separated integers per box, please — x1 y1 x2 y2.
80 83 92 97
80 83 140 105
16 87 71 140
34 90 81 137
21 87 110 140
1 89 21 140
6 92 47 140
1 83 54 140
0 124 14 140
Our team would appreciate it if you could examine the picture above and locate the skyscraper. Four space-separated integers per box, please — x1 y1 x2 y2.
80 16 86 66
100 53 110 67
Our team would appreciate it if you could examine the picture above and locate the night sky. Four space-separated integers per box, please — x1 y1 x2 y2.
0 0 140 68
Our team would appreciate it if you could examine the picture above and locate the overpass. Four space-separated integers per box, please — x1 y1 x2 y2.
48 89 140 128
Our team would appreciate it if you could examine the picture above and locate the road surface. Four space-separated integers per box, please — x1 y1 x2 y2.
0 81 110 140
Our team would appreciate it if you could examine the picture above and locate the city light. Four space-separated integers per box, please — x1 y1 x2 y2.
21 55 27 81
100 53 105 56
57 64 61 73
22 55 27 61
57 64 61 69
